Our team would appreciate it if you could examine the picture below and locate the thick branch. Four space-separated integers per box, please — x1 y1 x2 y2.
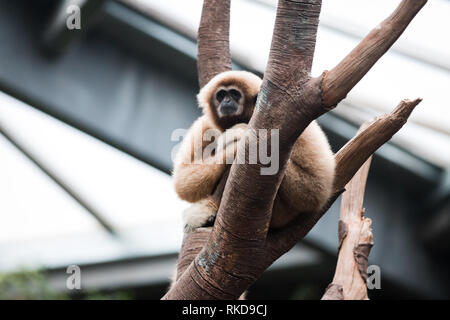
197 0 232 88
322 154 373 300
265 0 322 86
322 0 427 106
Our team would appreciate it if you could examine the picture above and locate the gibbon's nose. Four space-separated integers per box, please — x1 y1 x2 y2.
221 101 238 115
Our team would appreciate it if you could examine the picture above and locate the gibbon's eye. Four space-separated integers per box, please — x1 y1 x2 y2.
229 89 242 101
216 89 227 102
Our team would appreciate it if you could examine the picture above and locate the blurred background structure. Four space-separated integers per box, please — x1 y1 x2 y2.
0 0 449 299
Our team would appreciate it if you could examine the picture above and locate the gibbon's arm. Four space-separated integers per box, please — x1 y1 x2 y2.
173 116 245 203
271 121 335 227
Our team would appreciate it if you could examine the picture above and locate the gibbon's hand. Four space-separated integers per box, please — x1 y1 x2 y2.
216 123 247 164
216 123 247 149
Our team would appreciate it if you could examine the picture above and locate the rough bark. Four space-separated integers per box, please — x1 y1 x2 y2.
164 0 426 300
322 140 373 300
197 0 232 88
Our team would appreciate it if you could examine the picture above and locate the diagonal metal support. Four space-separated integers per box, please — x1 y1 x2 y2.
0 124 117 235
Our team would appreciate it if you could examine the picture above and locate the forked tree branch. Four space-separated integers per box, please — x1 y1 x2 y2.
322 147 373 300
165 0 426 300
197 0 232 88
166 99 421 299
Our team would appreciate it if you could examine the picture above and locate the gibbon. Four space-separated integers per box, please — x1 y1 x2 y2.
172 70 335 232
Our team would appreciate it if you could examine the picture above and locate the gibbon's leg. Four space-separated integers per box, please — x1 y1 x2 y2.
173 116 224 202
181 123 248 232
174 162 226 203
173 114 248 202
271 121 335 228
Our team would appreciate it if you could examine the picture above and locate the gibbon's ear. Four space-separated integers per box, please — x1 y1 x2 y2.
197 71 262 111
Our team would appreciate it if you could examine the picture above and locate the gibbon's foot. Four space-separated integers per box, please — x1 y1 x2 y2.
182 198 218 233
204 214 216 227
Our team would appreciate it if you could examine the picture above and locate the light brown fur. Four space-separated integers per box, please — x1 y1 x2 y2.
172 71 335 231
270 121 335 227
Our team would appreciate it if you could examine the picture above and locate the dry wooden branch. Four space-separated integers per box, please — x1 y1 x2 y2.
322 145 373 300
165 0 426 300
333 98 422 192
322 0 427 107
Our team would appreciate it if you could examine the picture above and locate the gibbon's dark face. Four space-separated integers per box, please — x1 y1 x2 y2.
212 85 257 130
215 87 243 116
